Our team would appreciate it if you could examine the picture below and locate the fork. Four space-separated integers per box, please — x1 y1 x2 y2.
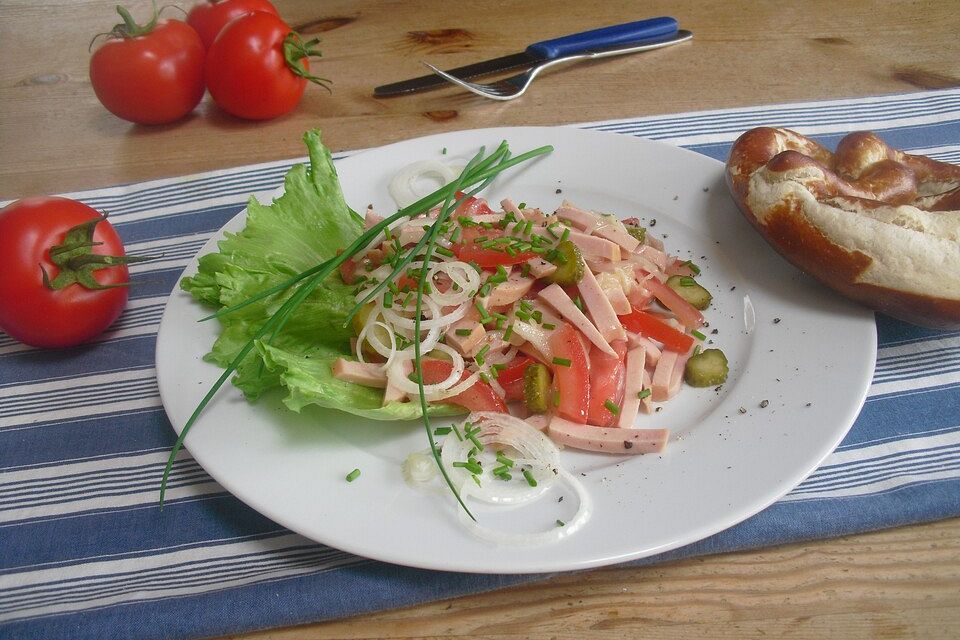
424 30 693 101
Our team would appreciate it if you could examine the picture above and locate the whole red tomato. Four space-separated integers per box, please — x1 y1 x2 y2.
205 11 329 120
90 6 205 125
0 197 134 348
186 0 279 49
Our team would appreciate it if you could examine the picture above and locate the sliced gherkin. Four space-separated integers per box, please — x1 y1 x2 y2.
666 275 712 310
684 349 728 387
523 363 552 413
546 240 585 285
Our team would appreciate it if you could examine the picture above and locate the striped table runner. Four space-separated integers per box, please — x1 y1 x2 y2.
2 88 959 640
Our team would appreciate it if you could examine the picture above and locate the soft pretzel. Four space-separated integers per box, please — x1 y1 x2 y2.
726 127 960 328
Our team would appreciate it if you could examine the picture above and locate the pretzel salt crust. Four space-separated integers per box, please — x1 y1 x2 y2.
726 127 960 328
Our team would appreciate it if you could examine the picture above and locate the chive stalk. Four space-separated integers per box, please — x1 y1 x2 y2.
159 141 554 515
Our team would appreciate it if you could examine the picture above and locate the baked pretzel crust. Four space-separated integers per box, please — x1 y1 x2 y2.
725 127 960 328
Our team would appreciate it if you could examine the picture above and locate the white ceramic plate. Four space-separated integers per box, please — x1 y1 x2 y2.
156 126 876 574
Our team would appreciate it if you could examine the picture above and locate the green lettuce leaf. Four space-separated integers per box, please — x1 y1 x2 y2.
181 129 458 421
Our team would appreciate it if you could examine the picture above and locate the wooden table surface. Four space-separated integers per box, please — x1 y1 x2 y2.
3 1 959 638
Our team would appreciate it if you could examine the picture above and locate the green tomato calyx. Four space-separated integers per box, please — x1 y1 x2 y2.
41 214 154 291
283 32 332 90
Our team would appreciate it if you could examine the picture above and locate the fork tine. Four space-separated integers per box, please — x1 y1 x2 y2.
422 63 521 101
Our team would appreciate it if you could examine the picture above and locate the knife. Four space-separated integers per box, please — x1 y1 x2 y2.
373 16 679 97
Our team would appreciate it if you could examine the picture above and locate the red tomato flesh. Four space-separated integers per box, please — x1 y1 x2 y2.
496 355 535 402
450 223 536 268
549 322 590 423
587 340 627 427
418 359 507 413
619 308 694 353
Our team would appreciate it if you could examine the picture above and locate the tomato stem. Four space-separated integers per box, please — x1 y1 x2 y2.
41 214 157 291
282 32 332 90
114 2 158 37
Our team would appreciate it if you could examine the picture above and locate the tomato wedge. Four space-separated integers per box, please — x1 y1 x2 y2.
549 322 590 423
587 340 627 427
619 308 694 353
643 277 704 329
418 359 507 413
450 223 537 268
496 355 535 402
453 192 495 217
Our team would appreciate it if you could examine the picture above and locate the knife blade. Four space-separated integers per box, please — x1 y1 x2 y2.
374 16 678 97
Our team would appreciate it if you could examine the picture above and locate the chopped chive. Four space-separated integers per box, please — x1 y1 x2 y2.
604 399 620 415
451 423 464 441
573 296 584 311
522 469 537 487
531 310 542 323
345 468 361 482
560 228 570 243
693 345 702 356
476 344 490 360
435 245 455 258
479 282 492 297
479 372 491 384
449 225 462 243
453 460 483 475
496 451 514 467
383 291 394 308
467 433 484 451
684 260 701 275
516 309 531 322
637 389 652 399
471 474 482 487
679 276 696 287
475 301 490 322
434 426 452 435
441 146 447 154
518 202 526 209
556 519 565 527
520 263 531 278
553 357 572 367
455 328 472 336
503 324 515 341
692 329 706 341
542 322 556 330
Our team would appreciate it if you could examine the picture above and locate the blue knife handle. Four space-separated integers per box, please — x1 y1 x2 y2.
526 17 679 59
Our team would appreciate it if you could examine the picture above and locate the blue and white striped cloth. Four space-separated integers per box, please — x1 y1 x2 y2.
2 89 959 640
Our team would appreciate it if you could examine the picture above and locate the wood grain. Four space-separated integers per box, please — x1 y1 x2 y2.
1 1 958 639
229 519 960 640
